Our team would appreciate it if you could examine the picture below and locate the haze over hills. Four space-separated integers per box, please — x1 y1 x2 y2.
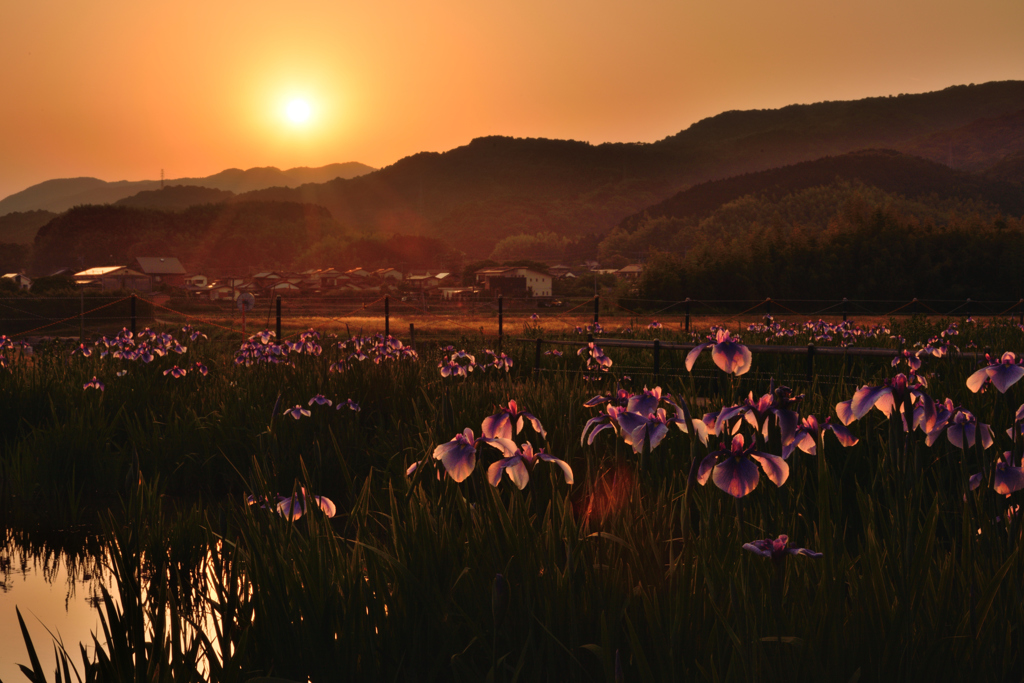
615 149 1024 233
0 162 376 216
7 81 1024 274
237 82 1024 255
900 109 1024 172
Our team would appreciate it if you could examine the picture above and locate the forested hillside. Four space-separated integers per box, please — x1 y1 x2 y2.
615 149 1024 232
31 203 346 274
239 82 1024 256
616 181 1024 303
114 185 236 211
28 202 454 275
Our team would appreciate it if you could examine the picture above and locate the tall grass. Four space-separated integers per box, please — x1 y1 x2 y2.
5 318 1024 681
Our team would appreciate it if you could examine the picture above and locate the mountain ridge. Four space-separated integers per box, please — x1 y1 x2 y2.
0 162 376 216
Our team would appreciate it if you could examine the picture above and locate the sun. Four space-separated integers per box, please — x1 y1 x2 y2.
286 98 312 124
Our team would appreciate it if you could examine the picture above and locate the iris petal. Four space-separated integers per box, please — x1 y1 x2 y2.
712 342 752 375
751 452 789 487
712 456 759 498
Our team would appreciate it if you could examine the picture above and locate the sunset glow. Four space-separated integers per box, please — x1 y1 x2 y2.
0 0 1023 198
286 99 312 125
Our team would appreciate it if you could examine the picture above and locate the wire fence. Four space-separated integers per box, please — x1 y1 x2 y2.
2 293 1022 342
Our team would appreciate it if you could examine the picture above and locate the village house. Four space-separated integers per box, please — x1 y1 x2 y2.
474 267 552 298
207 284 238 301
300 268 344 289
75 266 152 291
374 267 404 282
135 257 187 288
615 264 644 280
2 273 32 290
406 272 450 291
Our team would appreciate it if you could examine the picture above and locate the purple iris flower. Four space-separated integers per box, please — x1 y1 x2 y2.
308 394 333 407
544 349 563 358
283 405 311 420
193 361 209 376
697 434 789 498
783 415 859 458
578 342 612 372
836 373 936 431
969 452 1024 495
617 401 708 453
487 442 574 489
925 402 993 449
490 352 514 372
626 386 662 417
481 400 547 440
891 349 922 372
580 404 625 445
439 350 477 377
274 488 337 520
83 376 105 392
649 320 662 330
530 313 540 321
583 388 630 409
743 534 822 561
1006 403 1024 441
967 352 1024 394
432 428 517 483
685 328 752 376
163 365 187 378
702 388 798 446
336 398 360 412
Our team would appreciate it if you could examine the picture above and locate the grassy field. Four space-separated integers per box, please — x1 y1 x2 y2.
3 315 1024 681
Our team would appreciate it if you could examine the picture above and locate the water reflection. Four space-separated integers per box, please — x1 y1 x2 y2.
0 525 116 682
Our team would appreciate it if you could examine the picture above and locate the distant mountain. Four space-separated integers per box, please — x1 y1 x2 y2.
0 210 59 245
985 150 1024 183
0 162 375 216
114 185 236 211
238 81 1024 256
13 81 1024 266
30 202 348 275
899 109 1024 172
616 149 1024 232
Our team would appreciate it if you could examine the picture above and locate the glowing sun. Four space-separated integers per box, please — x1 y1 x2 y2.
286 98 312 124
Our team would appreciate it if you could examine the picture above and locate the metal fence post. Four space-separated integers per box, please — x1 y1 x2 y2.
653 338 661 375
765 297 772 318
276 296 282 341
964 298 971 319
685 298 691 333
594 295 600 328
498 295 503 347
409 323 416 350
806 343 815 384
130 294 136 337
842 297 848 323
385 295 390 337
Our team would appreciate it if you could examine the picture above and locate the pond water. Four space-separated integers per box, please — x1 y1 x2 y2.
0 528 115 682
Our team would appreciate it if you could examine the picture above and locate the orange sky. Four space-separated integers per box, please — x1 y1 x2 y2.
1 0 1023 201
